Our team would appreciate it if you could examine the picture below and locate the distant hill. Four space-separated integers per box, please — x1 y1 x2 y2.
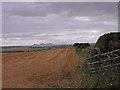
31 43 55 47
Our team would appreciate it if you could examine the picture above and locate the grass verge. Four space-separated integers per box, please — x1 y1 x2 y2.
41 45 120 88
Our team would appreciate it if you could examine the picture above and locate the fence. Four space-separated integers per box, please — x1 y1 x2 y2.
85 47 120 74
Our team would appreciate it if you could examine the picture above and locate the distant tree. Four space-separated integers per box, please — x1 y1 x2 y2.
73 43 79 47
73 43 90 49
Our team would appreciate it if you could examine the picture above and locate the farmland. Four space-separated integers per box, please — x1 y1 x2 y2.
2 47 79 88
2 44 120 88
1 45 72 53
2 32 120 88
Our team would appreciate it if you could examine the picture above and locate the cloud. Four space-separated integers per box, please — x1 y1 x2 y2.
2 2 118 46
73 16 91 22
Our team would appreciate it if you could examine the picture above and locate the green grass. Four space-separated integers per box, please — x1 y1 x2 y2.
74 45 120 88
28 45 72 52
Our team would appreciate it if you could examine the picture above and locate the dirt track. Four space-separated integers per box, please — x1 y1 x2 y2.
2 48 79 88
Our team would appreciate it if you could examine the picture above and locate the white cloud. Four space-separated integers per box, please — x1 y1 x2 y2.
34 33 48 37
73 16 91 22
103 21 117 26
91 30 99 33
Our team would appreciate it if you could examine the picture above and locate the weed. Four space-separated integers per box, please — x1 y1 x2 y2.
42 45 120 88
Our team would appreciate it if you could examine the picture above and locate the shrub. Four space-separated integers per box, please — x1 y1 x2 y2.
73 43 90 49
95 32 120 53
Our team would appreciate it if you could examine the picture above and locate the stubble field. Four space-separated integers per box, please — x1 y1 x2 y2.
2 47 79 88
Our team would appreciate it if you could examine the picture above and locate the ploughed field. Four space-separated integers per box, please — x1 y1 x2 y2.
2 48 79 88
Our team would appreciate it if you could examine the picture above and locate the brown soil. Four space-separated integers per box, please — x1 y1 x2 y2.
2 48 79 88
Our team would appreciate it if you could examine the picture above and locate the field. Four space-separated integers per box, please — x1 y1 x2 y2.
2 47 79 88
2 45 120 88
1 45 72 53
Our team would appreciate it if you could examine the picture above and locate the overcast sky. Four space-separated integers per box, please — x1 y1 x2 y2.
2 2 118 46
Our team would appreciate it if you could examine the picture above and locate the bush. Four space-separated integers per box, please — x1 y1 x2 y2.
73 43 90 49
95 32 120 53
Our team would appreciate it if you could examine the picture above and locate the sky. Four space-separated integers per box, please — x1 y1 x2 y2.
2 2 118 46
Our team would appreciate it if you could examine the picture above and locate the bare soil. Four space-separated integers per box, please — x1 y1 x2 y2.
2 48 79 88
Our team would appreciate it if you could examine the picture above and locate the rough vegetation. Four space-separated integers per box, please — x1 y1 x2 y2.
95 32 120 53
74 46 120 88
46 45 119 88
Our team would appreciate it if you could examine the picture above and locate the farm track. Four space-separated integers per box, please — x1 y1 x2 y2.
2 48 79 88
